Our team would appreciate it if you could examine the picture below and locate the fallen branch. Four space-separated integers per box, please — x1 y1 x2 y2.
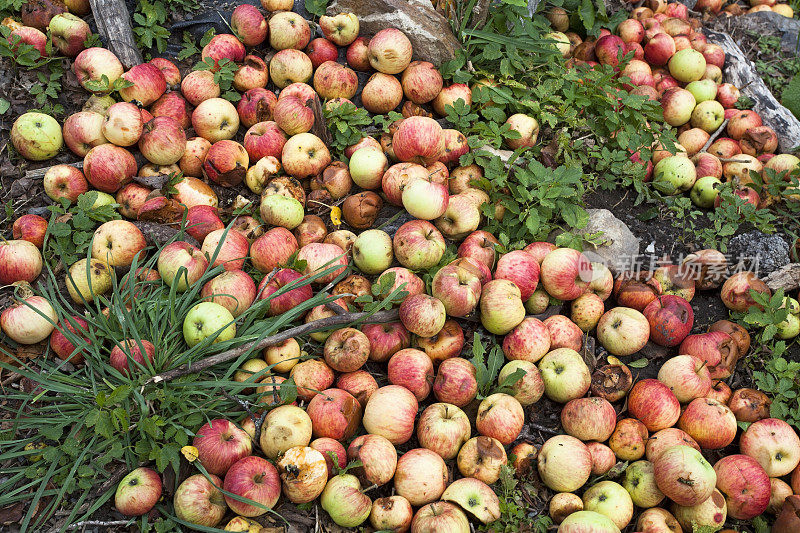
146 308 399 385
66 520 131 530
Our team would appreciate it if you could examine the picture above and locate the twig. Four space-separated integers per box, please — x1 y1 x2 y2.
24 161 83 181
66 520 130 530
717 157 754 163
699 118 729 154
47 465 129 533
526 422 560 436
222 390 268 443
145 308 399 385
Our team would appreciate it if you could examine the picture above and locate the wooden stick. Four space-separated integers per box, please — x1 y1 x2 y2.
25 161 82 181
699 118 729 154
146 308 399 385
89 0 143 69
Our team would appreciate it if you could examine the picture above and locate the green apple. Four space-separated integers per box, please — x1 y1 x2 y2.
82 191 117 209
320 474 371 527
777 313 800 340
669 48 707 83
183 302 236 347
622 460 665 508
781 296 800 315
349 147 388 190
259 195 304 230
690 100 725 133
10 112 63 161
558 510 621 533
653 156 697 195
690 176 722 208
352 229 393 275
582 481 634 530
685 79 717 103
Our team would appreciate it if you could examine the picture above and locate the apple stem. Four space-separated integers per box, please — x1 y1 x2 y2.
361 483 379 493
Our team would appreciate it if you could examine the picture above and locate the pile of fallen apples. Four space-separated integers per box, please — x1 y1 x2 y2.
2 0 800 531
547 2 800 210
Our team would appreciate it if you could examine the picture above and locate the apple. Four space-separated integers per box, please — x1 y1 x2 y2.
281 132 331 178
178 137 213 178
173 474 226 528
108 338 155 375
636 507 681 533
728 387 771 422
298 242 349 285
12 214 47 249
560 396 617 442
671 488 727 531
192 419 252 476
417 403 470 460
479 279 525 335
223 455 280 517
503 113 540 150
721 271 771 312
183 302 235 347
367 28 412 74
91 219 146 267
181 70 221 106
653 155 697 195
149 57 181 86
401 61 443 104
540 248 592 300
66 258 114 303
571 292 605 331
399 294 446 338
192 97 239 143
669 47 706 83
261 0 292 9
475 393 524 445
558 511 620 533
623 460 665 508
268 10 310 50
643 295 694 347
72 47 124 91
458 230 499 269
393 220 446 270
653 445 716 506
740 418 800 477
230 4 266 47
457 436 507 484
538 435 592 492
363 385 418 445
61 111 107 158
306 37 338 68
713 454 770 519
11 111 63 161
118 63 166 107
393 116 445 166
678 398 737 449
259 404 312 459
394 448 448 507
277 446 328 505
549 493 584 524
431 263 482 317
201 33 245 69
378 267 425 302
233 55 269 92
269 49 313 88
310 437 347 478
768 478 793 514
609 418 649 461
349 147 388 190
411 501 469 533
115 467 162 516
320 474 372 528
502 317 551 364
627 379 681 431
582 481 633 529
348 434 397 486
657 355 712 403
597 307 650 356
498 360 544 406
289 359 335 403
543 314 583 351
538 348 591 403
50 315 89 364
441 477 500 525
660 87 696 126
0 295 55 345
590 363 633 403
150 92 191 130
346 36 371 71
433 357 478 407
157 241 208 291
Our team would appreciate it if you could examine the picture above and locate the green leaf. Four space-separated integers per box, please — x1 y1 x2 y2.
628 357 649 368
0 98 9 114
782 72 800 119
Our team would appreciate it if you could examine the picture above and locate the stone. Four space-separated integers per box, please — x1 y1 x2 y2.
727 231 790 277
326 0 460 67
575 209 640 274
764 263 800 292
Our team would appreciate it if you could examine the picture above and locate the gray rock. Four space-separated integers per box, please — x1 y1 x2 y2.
727 231 790 277
326 0 460 67
575 209 640 274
